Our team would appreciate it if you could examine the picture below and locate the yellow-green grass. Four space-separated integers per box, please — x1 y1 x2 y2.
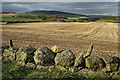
2 17 42 22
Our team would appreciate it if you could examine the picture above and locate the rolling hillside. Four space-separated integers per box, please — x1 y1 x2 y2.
25 10 87 17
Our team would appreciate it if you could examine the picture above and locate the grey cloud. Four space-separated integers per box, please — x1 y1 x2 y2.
2 0 119 2
2 2 118 16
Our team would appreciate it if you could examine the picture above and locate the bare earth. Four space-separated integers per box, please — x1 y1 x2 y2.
2 14 18 16
2 22 119 56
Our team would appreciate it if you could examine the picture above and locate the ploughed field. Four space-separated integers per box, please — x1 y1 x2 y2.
2 22 119 56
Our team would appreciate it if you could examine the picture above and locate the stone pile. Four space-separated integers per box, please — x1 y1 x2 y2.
2 44 120 79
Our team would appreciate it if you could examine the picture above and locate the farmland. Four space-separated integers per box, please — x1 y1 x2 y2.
2 22 119 56
1 11 119 23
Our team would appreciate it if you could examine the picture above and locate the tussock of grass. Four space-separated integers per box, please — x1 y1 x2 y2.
2 63 110 80
2 63 78 80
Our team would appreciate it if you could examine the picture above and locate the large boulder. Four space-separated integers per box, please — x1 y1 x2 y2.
77 68 111 79
15 46 36 67
85 56 105 71
34 47 55 66
74 53 85 68
16 46 36 63
110 56 119 71
3 47 18 62
16 51 27 62
54 49 75 67
101 54 119 72
101 54 113 64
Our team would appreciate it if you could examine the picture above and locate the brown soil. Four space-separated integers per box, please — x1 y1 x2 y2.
2 22 119 56
2 14 18 16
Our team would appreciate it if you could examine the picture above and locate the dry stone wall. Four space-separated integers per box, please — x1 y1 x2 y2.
2 44 120 79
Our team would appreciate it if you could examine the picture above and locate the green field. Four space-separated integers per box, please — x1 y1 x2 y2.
2 17 42 22
97 19 119 23
1 12 119 23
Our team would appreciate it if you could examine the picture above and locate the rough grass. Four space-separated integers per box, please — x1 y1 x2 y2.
97 19 119 23
2 63 108 80
2 17 42 22
2 63 77 80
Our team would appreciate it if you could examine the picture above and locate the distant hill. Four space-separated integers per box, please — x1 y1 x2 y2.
26 10 87 17
0 12 16 14
88 15 112 17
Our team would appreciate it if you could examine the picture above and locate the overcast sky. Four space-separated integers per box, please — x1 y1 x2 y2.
1 0 120 2
2 2 118 16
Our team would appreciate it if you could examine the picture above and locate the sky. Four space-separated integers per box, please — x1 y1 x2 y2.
1 0 120 2
1 2 118 16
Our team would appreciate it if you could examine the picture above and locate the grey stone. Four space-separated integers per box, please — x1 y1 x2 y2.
16 46 36 63
54 49 75 67
74 54 85 68
83 43 93 58
36 65 49 71
3 47 17 62
34 47 55 66
15 61 25 67
77 68 96 78
101 54 113 64
25 62 36 69
85 56 105 71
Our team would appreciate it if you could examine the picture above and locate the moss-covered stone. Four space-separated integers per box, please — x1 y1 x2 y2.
74 54 85 68
112 56 119 63
36 65 49 71
2 45 9 53
51 45 60 53
77 68 111 79
85 56 105 71
25 62 36 69
54 49 75 67
116 53 120 59
3 47 17 62
16 46 36 63
111 71 120 79
48 65 55 71
16 51 27 61
15 61 25 67
34 47 55 66
83 43 93 58
101 64 111 72
110 63 118 72
101 54 113 64
55 66 67 71
68 66 78 72
77 68 96 78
